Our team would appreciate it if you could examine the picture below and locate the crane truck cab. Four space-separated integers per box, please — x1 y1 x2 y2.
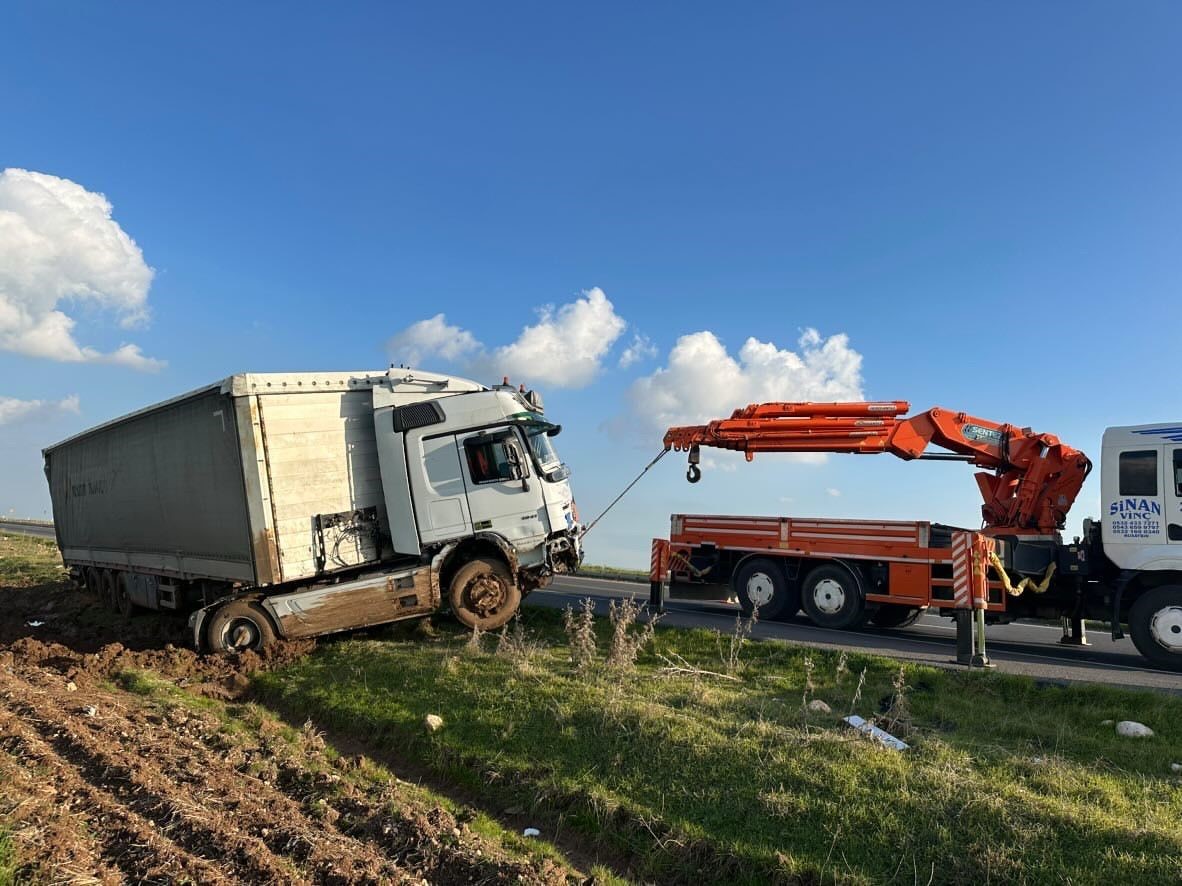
1096 424 1182 667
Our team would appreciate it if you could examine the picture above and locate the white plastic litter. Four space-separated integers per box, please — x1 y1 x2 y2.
841 715 909 751
1170 763 1181 773
26 620 44 627
522 828 541 838
1116 720 1154 738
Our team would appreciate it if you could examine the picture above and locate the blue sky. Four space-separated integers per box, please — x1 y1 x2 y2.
2 3 1179 566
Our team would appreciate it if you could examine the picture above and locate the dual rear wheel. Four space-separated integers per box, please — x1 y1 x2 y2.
733 558 920 631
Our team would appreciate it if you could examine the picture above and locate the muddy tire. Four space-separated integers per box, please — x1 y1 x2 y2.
1129 586 1182 671
448 557 521 631
112 572 135 618
733 557 798 620
99 570 118 611
206 600 277 653
84 567 103 602
801 563 867 630
870 604 923 629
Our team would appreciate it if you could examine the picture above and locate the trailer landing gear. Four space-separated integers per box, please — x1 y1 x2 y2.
954 609 993 668
1058 615 1089 646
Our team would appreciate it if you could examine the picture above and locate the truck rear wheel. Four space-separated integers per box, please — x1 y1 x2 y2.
449 557 521 631
1129 586 1182 671
733 557 798 620
801 563 867 630
206 600 277 653
870 604 923 629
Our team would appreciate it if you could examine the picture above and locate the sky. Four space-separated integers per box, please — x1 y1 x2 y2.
1 3 1180 567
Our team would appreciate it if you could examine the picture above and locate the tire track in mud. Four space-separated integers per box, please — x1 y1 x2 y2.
1 570 574 884
1 671 405 884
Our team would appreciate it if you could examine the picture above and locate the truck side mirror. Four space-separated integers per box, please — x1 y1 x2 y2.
506 442 530 491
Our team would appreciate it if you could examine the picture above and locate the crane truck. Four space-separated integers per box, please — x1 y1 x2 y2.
649 401 1182 671
43 368 582 652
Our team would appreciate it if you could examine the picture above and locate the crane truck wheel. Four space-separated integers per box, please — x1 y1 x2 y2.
206 600 277 654
733 558 798 620
801 563 867 630
1128 586 1182 671
449 557 522 631
870 604 924 629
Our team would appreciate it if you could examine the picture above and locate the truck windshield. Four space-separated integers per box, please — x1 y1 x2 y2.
524 423 570 481
526 425 561 468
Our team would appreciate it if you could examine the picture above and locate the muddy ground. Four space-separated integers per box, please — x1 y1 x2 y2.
0 555 576 884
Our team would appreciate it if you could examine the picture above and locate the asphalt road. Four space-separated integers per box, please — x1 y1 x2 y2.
531 574 1182 693
0 520 55 539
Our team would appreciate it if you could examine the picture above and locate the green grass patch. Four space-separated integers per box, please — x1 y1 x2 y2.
0 829 15 886
0 534 64 587
575 564 649 583
254 609 1182 885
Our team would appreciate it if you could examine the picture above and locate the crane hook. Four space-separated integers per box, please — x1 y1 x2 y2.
687 464 701 483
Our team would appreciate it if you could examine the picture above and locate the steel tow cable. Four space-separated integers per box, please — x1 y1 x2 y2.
580 448 668 538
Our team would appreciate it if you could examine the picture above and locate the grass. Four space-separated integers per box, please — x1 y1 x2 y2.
255 609 1182 885
0 830 15 886
574 564 649 583
0 534 64 586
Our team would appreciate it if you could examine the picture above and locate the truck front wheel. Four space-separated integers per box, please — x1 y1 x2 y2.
801 563 867 630
206 600 277 653
1129 586 1182 671
449 557 521 631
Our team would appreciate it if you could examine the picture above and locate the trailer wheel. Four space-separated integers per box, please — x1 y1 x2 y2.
449 557 521 631
112 572 135 618
84 567 103 602
733 558 798 620
801 563 867 630
206 600 277 653
870 604 923 629
99 570 119 611
1129 586 1182 671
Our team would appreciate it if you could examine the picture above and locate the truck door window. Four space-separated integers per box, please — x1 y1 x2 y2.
1174 449 1182 497
465 433 516 484
1118 450 1158 497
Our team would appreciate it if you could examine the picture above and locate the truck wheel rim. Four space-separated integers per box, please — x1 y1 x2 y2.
1149 606 1182 652
224 618 260 651
467 575 507 617
813 578 845 615
746 572 775 608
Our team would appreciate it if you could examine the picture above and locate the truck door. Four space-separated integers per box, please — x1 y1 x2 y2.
458 428 548 546
412 434 474 545
1102 446 1167 549
1169 448 1182 544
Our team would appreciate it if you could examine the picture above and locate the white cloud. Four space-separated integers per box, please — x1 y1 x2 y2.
386 287 627 389
826 487 842 497
618 333 658 369
0 394 80 426
387 314 480 367
0 168 162 370
620 327 864 441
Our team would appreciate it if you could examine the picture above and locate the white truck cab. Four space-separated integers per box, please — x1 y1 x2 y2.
1096 423 1182 667
1099 424 1182 571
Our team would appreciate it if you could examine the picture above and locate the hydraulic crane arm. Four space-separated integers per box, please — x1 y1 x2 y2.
663 401 1092 535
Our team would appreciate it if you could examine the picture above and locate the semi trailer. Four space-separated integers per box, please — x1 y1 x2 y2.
43 368 582 651
651 401 1182 671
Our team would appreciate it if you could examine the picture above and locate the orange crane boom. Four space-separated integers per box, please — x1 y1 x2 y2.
663 401 1092 536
